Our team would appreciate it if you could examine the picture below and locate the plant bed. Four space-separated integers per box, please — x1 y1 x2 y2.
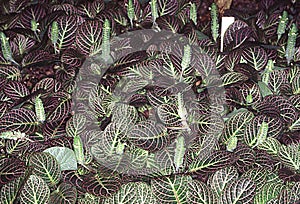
0 0 300 203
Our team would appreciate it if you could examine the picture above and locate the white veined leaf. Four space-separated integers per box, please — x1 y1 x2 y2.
207 166 239 197
66 114 87 138
278 143 300 171
221 109 254 144
0 177 23 204
29 152 61 186
257 137 281 156
103 182 137 203
187 180 216 204
219 178 256 204
20 175 50 204
151 175 192 203
43 146 77 171
289 115 300 131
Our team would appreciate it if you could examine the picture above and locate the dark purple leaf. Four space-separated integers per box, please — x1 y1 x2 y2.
156 15 183 33
76 20 102 56
242 46 268 71
4 81 30 100
0 158 26 185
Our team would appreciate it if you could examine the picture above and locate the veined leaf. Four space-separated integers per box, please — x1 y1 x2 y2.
253 182 285 204
76 20 102 56
0 177 23 204
278 144 300 171
66 114 87 138
257 137 281 156
222 109 254 144
29 152 61 186
151 175 192 203
221 72 248 86
20 175 50 204
207 166 239 197
49 183 77 204
189 150 235 173
242 47 268 71
0 108 38 134
128 120 169 152
83 174 121 197
0 158 25 185
187 180 216 204
219 178 256 204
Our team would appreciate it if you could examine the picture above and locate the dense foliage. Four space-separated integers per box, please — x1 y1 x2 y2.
0 0 300 203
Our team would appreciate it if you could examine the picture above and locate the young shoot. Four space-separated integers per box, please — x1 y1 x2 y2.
210 3 219 42
286 23 298 65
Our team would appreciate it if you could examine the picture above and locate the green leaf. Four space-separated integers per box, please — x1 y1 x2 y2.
221 72 248 86
43 147 77 171
20 175 50 204
174 135 186 171
253 182 285 204
258 81 273 97
29 152 61 186
277 11 288 41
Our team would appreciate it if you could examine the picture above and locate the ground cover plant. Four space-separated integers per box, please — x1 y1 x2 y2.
0 0 300 203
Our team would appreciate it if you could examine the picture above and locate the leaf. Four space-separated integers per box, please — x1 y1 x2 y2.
0 158 25 185
253 182 285 204
189 150 235 173
29 152 61 186
0 65 20 81
66 114 87 138
73 135 85 165
278 144 300 171
76 20 102 56
103 182 137 203
151 175 192 203
207 166 239 197
128 120 169 152
221 109 254 144
187 180 216 204
43 146 77 171
134 182 157 204
219 178 256 204
242 47 268 71
0 108 38 134
224 20 249 48
4 81 30 100
210 3 219 42
20 175 50 204
156 15 183 33
83 174 121 197
35 94 45 123
0 177 23 204
257 137 281 156
50 15 79 51
221 72 248 86
157 0 178 16
157 103 182 128
258 81 272 97
49 183 77 204
243 115 283 147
